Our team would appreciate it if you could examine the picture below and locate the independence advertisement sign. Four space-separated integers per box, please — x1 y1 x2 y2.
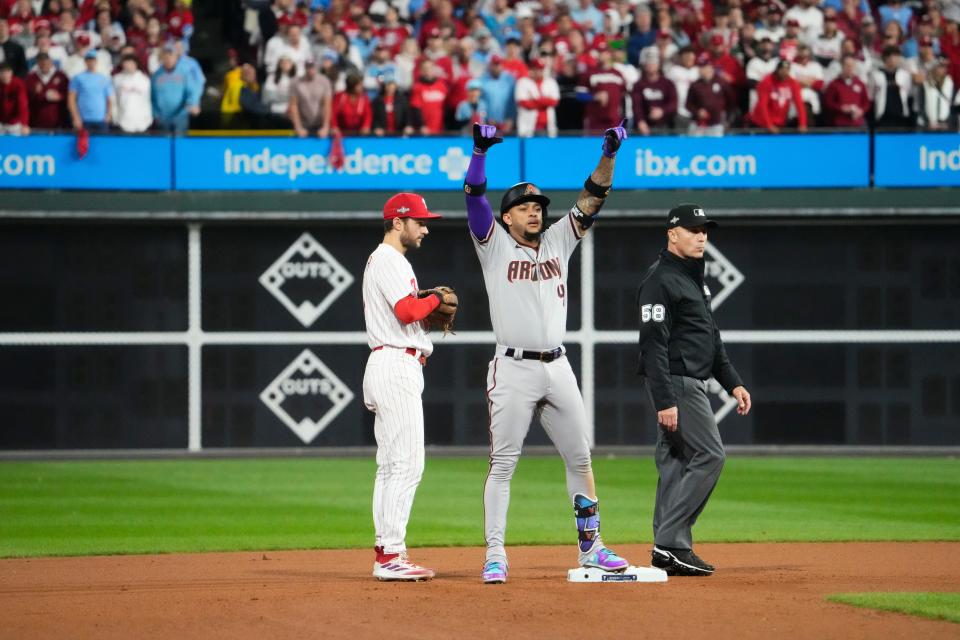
174 137 521 190
874 133 960 187
524 134 869 189
0 135 171 190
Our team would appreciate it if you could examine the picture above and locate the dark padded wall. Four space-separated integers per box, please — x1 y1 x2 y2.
1 221 956 449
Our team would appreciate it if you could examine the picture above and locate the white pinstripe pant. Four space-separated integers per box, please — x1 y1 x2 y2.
363 348 426 554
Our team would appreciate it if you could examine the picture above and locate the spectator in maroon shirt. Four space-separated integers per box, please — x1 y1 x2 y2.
579 42 625 132
750 59 808 133
25 52 68 128
823 54 870 127
331 73 372 135
632 49 677 134
0 60 29 133
686 55 736 136
944 16 960 86
835 0 865 41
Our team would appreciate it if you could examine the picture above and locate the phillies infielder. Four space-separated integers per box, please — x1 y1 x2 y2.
464 122 630 584
362 192 444 581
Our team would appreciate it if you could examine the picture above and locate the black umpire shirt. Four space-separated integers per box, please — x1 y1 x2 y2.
637 248 743 411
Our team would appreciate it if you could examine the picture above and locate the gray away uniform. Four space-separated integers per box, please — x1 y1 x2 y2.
473 211 598 567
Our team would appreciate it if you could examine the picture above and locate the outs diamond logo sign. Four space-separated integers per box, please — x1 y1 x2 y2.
703 242 745 423
703 242 744 311
260 349 354 443
705 378 740 425
260 233 354 327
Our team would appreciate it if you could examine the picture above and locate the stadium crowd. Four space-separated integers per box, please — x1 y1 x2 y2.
1 0 960 136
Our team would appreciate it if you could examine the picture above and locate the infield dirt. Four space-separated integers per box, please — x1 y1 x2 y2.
1 542 958 639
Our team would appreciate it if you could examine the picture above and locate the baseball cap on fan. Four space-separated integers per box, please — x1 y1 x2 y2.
382 193 442 220
667 203 718 229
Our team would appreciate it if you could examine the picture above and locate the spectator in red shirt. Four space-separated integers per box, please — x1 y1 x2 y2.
514 59 559 136
749 59 808 132
501 37 528 78
331 73 372 135
25 52 68 128
165 0 194 44
409 58 448 134
579 42 626 132
6 0 35 35
823 54 870 127
0 60 29 133
377 7 411 57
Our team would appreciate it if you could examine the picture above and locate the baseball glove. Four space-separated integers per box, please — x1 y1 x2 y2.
418 286 458 335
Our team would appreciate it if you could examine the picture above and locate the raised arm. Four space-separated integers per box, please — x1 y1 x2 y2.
570 121 628 234
463 123 503 242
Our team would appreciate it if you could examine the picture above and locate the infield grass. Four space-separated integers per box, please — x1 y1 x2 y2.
827 592 960 624
0 456 958 557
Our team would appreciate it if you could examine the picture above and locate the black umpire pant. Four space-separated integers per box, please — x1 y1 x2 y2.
645 375 725 550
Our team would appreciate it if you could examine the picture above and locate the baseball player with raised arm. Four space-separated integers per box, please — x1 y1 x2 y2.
362 192 450 581
463 122 630 584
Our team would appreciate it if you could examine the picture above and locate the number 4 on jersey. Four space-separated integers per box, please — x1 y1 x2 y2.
641 304 665 323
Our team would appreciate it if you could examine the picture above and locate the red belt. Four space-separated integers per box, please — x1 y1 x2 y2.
373 346 427 366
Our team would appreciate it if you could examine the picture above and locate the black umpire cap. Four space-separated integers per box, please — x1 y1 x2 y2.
667 203 719 229
500 182 551 216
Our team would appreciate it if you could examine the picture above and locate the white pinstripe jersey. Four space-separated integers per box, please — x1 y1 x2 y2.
472 212 582 351
363 243 433 356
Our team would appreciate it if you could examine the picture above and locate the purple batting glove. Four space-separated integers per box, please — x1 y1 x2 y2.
602 120 628 158
473 123 503 154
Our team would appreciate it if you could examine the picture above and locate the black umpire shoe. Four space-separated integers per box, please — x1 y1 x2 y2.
652 546 714 576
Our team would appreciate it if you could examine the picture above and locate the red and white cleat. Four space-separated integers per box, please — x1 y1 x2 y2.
373 550 435 581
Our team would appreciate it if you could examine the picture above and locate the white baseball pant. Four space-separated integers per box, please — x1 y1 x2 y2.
363 347 426 554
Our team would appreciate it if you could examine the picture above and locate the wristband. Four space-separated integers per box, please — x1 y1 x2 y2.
583 176 612 199
464 180 487 196
571 203 598 229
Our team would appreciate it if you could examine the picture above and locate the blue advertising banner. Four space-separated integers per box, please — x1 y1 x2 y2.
173 136 521 191
0 134 172 190
523 134 870 189
874 133 960 187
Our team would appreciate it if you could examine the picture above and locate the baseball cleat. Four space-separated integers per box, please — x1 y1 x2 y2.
481 560 508 584
652 546 714 576
580 545 630 572
373 552 435 581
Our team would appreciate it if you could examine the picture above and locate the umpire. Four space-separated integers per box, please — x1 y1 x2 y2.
637 203 751 576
